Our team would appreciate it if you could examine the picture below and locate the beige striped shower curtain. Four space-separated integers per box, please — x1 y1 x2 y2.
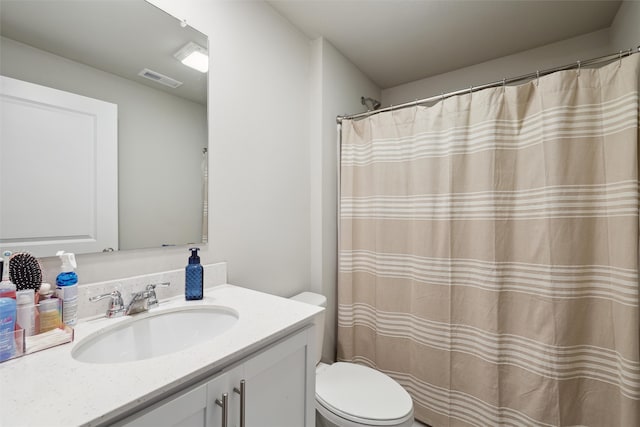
337 55 640 426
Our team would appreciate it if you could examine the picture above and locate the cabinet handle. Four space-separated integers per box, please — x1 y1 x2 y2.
233 380 246 427
215 393 229 427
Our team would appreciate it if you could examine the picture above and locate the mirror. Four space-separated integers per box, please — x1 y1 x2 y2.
0 0 208 256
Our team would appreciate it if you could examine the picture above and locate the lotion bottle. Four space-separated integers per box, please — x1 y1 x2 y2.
185 247 203 300
16 289 35 336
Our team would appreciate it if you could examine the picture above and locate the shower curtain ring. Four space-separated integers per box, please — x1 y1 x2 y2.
576 60 581 76
619 50 623 67
535 71 540 87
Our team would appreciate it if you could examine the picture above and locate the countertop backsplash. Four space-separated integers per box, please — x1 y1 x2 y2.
76 262 227 320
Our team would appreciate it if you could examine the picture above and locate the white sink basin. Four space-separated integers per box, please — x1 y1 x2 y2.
72 306 239 364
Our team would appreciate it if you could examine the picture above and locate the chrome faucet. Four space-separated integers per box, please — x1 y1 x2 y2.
90 282 170 318
125 282 170 315
125 289 151 315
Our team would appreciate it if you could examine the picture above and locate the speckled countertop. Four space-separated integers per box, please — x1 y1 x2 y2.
0 284 321 427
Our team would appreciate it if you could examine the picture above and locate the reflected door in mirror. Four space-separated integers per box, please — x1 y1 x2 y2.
0 76 118 257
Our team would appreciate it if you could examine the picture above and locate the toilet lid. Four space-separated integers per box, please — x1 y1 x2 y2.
316 363 413 425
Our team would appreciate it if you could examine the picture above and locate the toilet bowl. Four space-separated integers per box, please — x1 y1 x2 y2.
291 292 414 427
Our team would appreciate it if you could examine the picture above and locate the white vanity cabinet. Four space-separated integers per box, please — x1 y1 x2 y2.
120 326 315 427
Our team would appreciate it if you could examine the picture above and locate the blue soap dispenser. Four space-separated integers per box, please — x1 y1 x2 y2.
185 247 203 300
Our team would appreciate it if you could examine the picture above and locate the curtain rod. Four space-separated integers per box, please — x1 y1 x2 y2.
336 45 640 124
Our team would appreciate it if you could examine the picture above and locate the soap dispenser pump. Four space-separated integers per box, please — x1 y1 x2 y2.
185 247 203 300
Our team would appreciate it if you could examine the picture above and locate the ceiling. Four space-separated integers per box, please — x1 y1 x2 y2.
0 1 622 95
269 0 622 89
0 0 207 104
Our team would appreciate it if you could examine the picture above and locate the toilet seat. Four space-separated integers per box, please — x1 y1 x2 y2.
316 362 414 426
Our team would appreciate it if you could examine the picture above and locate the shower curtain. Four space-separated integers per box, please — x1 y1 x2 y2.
201 147 209 244
337 55 640 426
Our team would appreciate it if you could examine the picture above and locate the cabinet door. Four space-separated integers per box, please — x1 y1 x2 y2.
207 371 233 427
122 373 229 427
122 383 209 427
239 328 315 427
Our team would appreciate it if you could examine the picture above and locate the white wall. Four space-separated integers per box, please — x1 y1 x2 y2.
310 37 380 361
382 28 612 106
383 0 639 107
610 1 640 51
0 36 205 251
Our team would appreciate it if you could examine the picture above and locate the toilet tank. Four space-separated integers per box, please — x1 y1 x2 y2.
290 292 326 364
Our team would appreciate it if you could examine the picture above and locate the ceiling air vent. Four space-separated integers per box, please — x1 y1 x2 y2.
138 68 183 88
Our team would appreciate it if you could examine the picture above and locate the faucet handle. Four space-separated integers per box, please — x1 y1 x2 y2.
146 282 170 308
89 290 125 318
146 282 170 291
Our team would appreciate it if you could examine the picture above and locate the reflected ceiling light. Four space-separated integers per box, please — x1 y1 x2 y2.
174 41 208 73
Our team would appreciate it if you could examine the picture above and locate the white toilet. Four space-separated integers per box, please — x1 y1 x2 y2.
291 292 414 427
